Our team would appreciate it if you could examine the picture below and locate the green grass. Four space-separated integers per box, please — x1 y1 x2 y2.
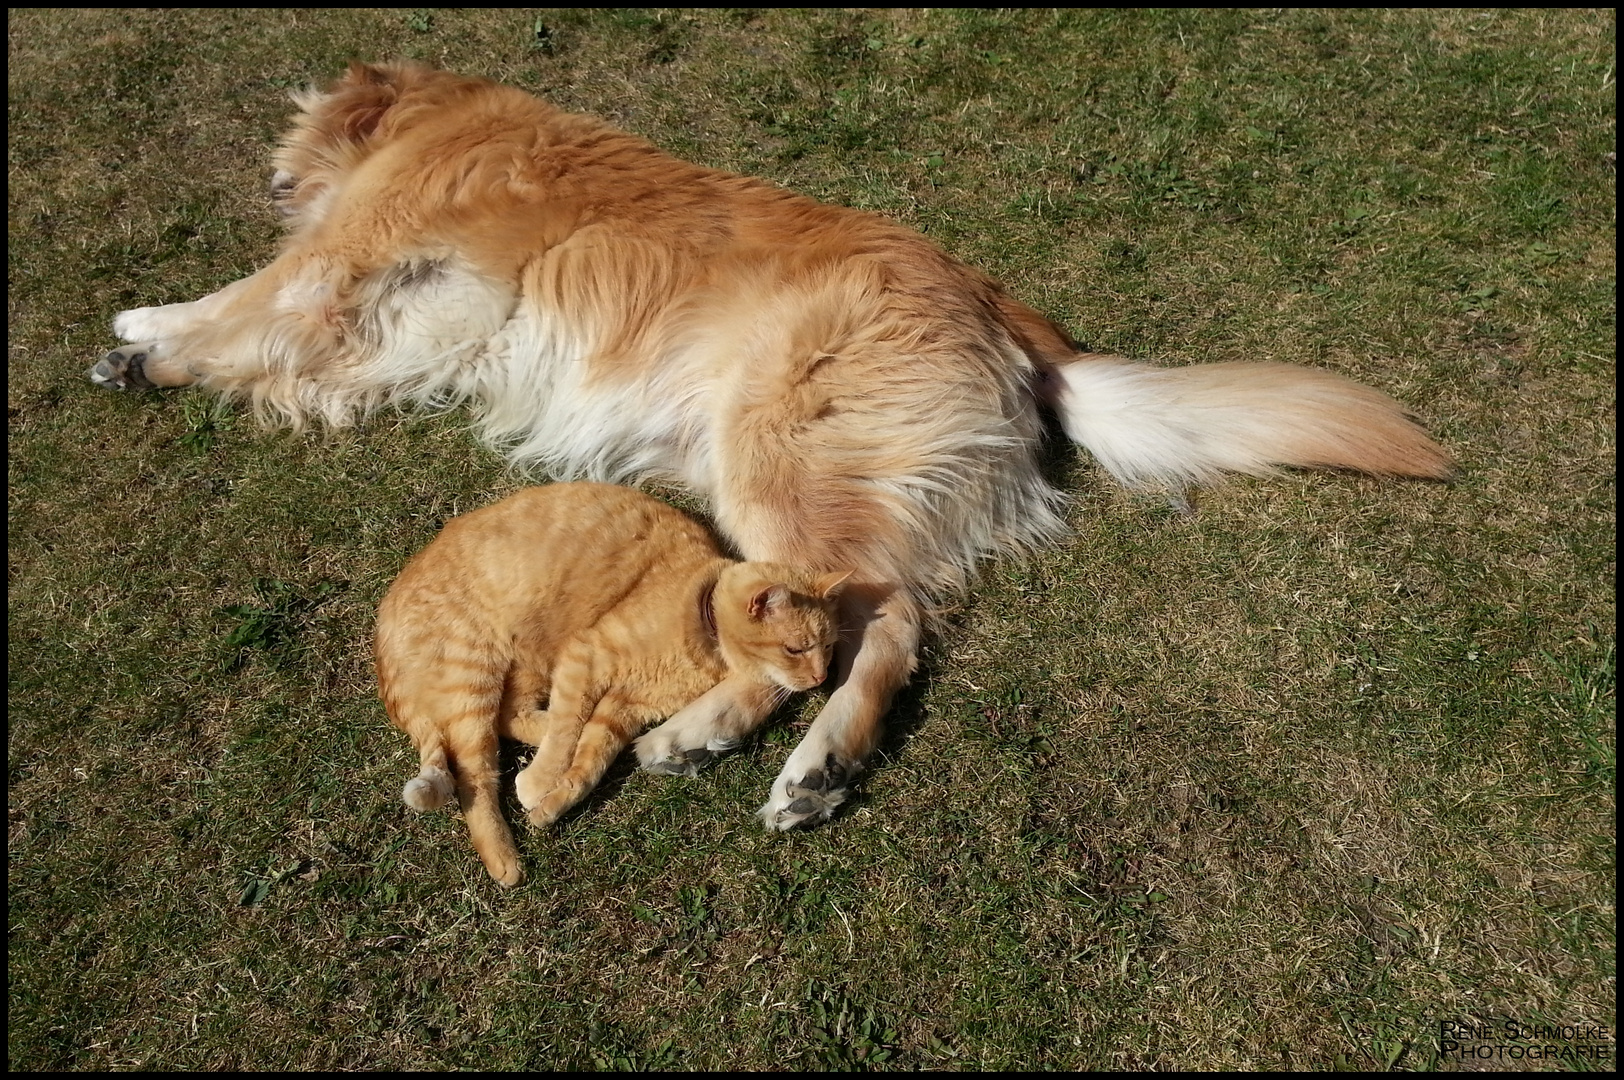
9 8 1615 1070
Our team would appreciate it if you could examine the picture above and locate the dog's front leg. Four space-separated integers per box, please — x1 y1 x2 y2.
92 272 262 390
89 255 325 393
90 339 205 391
93 304 221 390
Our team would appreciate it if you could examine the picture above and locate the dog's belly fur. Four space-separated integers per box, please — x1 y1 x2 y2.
229 247 700 488
356 259 695 482
473 306 706 488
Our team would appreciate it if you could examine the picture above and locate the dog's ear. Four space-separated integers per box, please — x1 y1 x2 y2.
321 61 410 143
343 60 392 87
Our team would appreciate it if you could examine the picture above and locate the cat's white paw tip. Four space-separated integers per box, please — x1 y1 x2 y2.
514 773 538 810
402 767 454 812
634 731 712 776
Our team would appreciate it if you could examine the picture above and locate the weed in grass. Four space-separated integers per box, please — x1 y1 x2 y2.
177 395 235 454
763 861 836 935
587 1027 681 1072
218 577 342 671
1548 636 1616 789
237 859 307 907
788 979 900 1070
530 18 555 56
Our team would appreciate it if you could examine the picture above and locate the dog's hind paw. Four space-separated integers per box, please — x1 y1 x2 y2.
758 755 856 831
89 344 159 391
269 169 300 216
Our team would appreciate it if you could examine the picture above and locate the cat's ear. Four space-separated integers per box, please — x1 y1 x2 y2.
747 584 791 620
814 569 855 600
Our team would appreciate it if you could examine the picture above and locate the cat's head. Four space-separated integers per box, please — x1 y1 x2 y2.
711 563 852 691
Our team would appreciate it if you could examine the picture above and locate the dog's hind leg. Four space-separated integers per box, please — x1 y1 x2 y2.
696 458 928 828
758 580 921 830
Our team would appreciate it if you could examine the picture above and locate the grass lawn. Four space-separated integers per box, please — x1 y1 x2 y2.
8 8 1614 1070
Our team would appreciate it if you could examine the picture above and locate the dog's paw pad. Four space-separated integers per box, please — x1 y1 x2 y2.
759 757 855 831
89 345 158 391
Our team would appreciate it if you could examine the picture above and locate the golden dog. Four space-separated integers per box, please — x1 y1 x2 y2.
90 62 1450 829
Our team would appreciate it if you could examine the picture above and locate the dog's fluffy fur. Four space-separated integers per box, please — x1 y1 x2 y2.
90 62 1451 829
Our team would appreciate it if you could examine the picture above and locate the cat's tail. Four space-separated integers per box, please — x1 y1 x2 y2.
1037 355 1452 490
403 732 456 812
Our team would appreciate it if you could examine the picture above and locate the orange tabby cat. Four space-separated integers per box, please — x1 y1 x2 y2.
374 482 850 886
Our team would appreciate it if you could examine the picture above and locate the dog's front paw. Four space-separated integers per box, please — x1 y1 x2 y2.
269 169 300 216
758 755 857 831
88 344 159 391
112 306 171 342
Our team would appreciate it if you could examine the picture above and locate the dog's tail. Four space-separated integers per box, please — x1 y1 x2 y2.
1039 355 1452 490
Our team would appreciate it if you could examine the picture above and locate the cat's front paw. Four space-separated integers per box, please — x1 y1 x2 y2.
524 783 585 829
634 727 738 777
486 852 524 889
758 754 857 831
89 344 160 391
517 756 589 827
